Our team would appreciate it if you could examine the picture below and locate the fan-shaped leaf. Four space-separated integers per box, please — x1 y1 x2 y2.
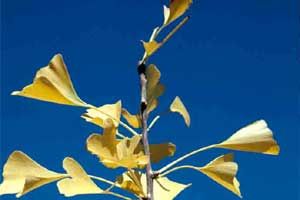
198 153 242 197
86 120 148 169
82 101 122 128
170 96 190 127
11 54 88 107
215 120 280 155
0 151 65 198
163 0 193 26
57 157 104 197
121 108 141 128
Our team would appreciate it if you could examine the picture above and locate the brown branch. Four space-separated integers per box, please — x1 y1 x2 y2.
138 61 154 200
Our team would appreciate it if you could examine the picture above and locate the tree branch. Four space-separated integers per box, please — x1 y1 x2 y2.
138 62 154 200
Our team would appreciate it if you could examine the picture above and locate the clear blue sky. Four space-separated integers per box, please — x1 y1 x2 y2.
1 0 299 199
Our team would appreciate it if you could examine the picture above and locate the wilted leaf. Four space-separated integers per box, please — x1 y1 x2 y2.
117 171 191 200
163 0 193 26
86 120 148 169
215 120 280 155
121 108 141 128
11 54 88 107
57 157 104 196
198 153 242 198
0 151 65 198
170 96 190 127
135 143 176 163
82 101 122 128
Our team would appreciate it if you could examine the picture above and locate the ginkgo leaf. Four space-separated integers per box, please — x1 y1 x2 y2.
170 96 190 127
0 151 66 198
142 15 189 60
11 54 88 107
121 108 141 128
215 120 280 155
146 64 165 113
142 40 162 57
135 143 176 163
116 171 145 198
116 171 191 200
86 120 148 169
198 153 242 198
82 101 122 128
163 0 193 26
57 157 104 197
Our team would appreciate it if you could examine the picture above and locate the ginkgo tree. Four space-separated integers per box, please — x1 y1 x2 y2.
0 1 280 200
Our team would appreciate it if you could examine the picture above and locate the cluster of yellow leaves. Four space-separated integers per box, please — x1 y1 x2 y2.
142 0 192 61
0 0 281 199
122 64 166 128
158 120 279 198
0 151 107 198
116 170 191 200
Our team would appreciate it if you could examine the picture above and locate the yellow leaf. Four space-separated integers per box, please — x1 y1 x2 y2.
11 54 88 107
146 65 165 113
215 120 280 155
116 170 145 198
135 143 176 163
198 153 242 198
142 40 162 57
121 108 141 128
86 120 148 169
150 143 176 163
164 0 193 26
57 157 104 197
117 171 191 200
82 100 122 128
0 151 65 198
170 96 190 127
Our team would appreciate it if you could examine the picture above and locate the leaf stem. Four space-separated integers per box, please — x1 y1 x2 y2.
147 115 160 132
105 191 133 200
157 144 216 174
160 165 198 177
88 174 116 186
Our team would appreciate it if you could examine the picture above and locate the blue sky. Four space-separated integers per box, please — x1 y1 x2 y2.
1 0 299 199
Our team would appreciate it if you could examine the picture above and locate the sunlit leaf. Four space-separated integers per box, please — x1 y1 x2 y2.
86 120 148 169
146 64 165 113
163 0 193 26
121 108 141 128
116 170 145 198
142 40 162 58
135 143 176 163
170 96 190 127
11 54 88 107
198 153 242 198
82 101 122 128
57 157 104 197
0 151 65 198
215 120 280 155
117 171 191 199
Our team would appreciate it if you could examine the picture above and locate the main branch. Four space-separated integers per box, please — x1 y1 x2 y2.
138 62 154 200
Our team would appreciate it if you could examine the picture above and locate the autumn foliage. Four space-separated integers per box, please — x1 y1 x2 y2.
0 1 280 199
